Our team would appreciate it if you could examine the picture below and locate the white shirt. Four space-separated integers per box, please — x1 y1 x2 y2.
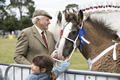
34 24 47 40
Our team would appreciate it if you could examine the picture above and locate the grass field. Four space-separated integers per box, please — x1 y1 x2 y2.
0 37 89 70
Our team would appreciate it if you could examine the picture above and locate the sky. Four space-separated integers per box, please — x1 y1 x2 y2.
32 0 91 17
6 0 120 18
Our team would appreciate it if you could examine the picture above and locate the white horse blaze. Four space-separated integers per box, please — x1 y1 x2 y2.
57 22 73 59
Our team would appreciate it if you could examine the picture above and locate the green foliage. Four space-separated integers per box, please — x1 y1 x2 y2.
19 17 32 30
26 5 35 18
64 4 79 12
0 0 35 32
9 0 35 19
4 16 19 32
0 19 6 30
0 0 8 19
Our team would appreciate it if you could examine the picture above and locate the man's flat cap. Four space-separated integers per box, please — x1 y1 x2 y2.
32 9 52 19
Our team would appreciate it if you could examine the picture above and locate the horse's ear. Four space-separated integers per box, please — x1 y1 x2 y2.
77 10 83 25
64 10 71 22
57 11 62 23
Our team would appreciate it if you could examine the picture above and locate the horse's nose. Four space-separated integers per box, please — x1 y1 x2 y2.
62 52 68 58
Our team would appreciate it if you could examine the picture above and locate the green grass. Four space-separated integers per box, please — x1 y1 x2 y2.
0 38 16 64
0 37 89 70
69 50 89 70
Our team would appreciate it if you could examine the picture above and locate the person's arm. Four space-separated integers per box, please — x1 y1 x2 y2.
14 31 31 65
25 74 38 80
52 59 70 78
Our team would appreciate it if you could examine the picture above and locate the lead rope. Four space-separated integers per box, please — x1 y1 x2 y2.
52 40 63 62
52 41 63 67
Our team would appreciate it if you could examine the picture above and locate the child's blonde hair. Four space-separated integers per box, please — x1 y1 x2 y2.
32 54 56 80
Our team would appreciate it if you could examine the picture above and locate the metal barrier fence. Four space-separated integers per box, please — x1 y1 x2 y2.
4 64 31 80
63 70 120 80
1 64 120 80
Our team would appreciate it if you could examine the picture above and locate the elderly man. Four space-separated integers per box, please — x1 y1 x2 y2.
14 9 56 65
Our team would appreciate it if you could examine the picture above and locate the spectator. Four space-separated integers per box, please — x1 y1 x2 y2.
25 54 70 80
14 9 57 65
2 31 5 38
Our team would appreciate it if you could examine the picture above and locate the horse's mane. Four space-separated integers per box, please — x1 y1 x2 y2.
85 16 119 40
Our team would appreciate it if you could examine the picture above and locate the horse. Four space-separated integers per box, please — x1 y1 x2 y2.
57 9 120 73
48 11 62 43
48 10 73 42
48 10 75 50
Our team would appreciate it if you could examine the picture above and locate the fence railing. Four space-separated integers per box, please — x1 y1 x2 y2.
4 64 31 80
0 64 120 80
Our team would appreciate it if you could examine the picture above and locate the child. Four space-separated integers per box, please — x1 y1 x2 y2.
25 54 70 80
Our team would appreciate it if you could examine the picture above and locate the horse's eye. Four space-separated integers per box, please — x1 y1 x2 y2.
72 31 77 35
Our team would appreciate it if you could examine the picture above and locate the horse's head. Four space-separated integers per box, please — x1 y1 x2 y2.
62 10 77 29
57 10 84 59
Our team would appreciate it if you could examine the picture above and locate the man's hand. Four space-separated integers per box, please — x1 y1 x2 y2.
51 52 58 59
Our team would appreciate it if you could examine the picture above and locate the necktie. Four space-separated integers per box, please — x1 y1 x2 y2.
41 31 48 48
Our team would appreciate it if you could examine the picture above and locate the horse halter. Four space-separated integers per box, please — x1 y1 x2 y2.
62 34 79 60
56 22 90 62
52 21 90 62
60 22 80 61
51 22 78 62
61 22 90 60
51 23 78 63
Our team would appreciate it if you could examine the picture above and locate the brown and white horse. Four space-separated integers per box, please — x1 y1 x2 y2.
57 10 120 73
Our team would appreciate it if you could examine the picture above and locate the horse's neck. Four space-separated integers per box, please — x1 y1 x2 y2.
89 11 120 38
81 12 120 59
80 21 116 60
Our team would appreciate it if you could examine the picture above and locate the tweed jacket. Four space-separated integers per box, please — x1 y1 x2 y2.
14 25 56 65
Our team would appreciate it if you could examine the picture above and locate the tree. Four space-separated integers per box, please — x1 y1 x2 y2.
0 0 8 30
6 0 35 30
26 5 35 19
0 19 6 30
8 0 34 19
19 16 32 30
0 0 8 19
4 15 19 33
64 4 79 12
18 4 35 30
0 0 35 32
